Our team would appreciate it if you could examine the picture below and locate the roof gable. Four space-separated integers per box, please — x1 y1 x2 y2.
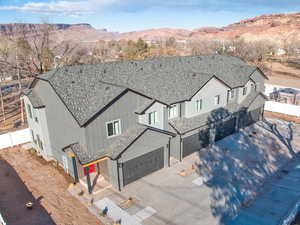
35 54 259 125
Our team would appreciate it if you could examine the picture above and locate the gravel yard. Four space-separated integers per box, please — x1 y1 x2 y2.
0 147 103 225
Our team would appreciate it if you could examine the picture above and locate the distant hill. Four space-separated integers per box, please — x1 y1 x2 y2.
1 12 300 43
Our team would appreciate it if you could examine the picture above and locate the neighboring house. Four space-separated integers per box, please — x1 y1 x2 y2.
264 76 300 117
265 78 300 106
22 54 267 193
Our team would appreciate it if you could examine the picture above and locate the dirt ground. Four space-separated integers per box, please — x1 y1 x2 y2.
264 110 300 123
0 147 103 225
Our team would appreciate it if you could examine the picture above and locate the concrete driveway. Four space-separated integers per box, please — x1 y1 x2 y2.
74 119 300 225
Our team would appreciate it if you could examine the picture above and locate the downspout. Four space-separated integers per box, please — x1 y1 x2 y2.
168 137 171 167
117 159 122 192
180 135 182 162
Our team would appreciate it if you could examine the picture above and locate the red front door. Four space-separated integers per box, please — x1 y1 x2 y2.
84 164 96 175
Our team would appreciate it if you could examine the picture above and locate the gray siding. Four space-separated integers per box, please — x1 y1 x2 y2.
248 94 266 111
85 91 150 155
34 80 86 166
170 135 181 159
115 129 170 188
24 96 52 159
250 70 266 93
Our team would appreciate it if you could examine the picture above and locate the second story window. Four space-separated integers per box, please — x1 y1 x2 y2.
230 90 235 99
148 111 158 125
195 99 202 112
27 104 32 119
168 105 178 119
106 119 121 137
243 87 247 96
214 95 220 105
32 108 39 123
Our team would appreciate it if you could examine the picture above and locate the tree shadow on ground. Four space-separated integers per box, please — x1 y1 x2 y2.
196 108 297 224
0 157 56 225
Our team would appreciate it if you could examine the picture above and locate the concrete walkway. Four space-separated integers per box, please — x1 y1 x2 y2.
225 158 300 225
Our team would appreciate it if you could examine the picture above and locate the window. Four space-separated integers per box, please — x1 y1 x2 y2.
230 90 235 99
195 99 202 112
214 95 220 105
148 111 158 125
32 108 38 123
243 87 247 96
168 105 178 119
27 104 32 119
106 119 121 137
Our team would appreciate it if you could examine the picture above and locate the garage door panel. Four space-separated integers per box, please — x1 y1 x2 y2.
122 147 164 186
215 117 236 142
182 128 209 158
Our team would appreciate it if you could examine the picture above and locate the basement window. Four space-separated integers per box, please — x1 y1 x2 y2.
106 119 121 137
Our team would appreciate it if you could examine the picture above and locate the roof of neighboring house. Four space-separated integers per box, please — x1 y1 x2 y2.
64 124 175 164
35 54 258 126
169 91 266 134
22 89 45 108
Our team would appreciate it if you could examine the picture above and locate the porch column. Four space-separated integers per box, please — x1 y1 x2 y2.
72 157 79 183
85 166 92 194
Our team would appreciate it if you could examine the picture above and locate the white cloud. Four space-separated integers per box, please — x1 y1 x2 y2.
0 0 117 16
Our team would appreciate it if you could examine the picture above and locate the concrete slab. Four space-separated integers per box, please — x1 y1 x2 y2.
95 198 141 225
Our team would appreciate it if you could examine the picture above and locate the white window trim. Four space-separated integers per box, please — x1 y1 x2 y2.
230 90 235 99
168 104 178 119
195 99 202 112
106 119 122 138
148 111 158 125
214 95 220 105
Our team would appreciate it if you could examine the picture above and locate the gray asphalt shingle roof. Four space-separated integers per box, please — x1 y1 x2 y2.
22 89 45 108
65 124 174 164
37 54 257 126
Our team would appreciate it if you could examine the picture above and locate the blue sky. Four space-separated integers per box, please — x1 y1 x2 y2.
0 0 300 32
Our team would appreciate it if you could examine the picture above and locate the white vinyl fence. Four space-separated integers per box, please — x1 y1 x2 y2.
264 101 300 117
0 128 31 150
